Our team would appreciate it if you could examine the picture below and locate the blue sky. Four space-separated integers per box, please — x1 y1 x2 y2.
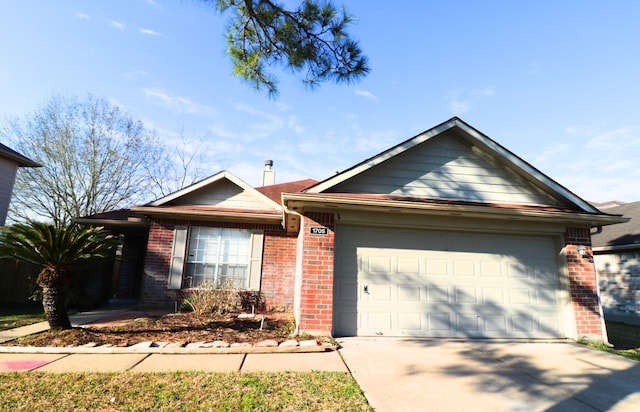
1 0 639 203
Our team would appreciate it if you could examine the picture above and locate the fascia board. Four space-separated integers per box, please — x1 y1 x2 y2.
223 172 283 210
282 193 629 227
0 147 42 167
148 171 228 206
593 244 640 253
73 217 151 229
131 206 282 223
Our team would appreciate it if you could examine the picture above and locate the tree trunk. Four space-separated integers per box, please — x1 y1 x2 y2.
41 285 71 330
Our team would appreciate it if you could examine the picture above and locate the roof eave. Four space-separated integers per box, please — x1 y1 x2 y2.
282 193 628 227
593 244 640 253
73 217 151 229
131 206 283 224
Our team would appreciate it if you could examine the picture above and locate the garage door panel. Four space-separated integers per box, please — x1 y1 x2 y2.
397 256 421 275
455 287 478 303
427 285 450 302
512 315 535 333
398 285 421 301
453 260 476 276
484 315 508 332
367 255 392 274
480 261 503 277
509 288 533 304
426 259 448 275
366 312 393 330
364 284 393 301
482 288 505 303
428 313 452 331
456 315 480 332
398 313 423 331
535 289 559 306
333 225 565 338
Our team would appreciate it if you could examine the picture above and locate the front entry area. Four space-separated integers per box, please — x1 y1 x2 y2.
333 225 566 338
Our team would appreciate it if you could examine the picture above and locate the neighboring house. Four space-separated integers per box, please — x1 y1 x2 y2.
592 201 640 324
118 117 626 342
0 143 41 225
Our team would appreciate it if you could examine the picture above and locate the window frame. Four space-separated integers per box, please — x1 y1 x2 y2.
167 225 263 291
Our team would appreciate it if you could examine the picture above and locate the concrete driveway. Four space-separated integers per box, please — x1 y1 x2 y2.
338 338 640 412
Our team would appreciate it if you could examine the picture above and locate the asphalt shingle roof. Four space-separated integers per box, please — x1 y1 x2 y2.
591 201 640 248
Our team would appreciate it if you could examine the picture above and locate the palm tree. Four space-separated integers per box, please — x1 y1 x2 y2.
0 222 117 330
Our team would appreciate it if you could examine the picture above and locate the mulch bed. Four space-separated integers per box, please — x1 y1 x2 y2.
4 311 295 347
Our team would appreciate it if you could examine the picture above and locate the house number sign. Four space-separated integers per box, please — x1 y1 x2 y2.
309 226 329 235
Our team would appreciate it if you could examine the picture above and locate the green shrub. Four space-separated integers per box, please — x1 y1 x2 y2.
181 280 241 316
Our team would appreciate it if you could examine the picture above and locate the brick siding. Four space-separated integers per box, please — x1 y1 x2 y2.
261 229 298 311
139 218 295 311
298 212 335 334
565 227 604 339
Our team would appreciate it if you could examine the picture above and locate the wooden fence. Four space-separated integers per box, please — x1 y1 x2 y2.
0 258 40 303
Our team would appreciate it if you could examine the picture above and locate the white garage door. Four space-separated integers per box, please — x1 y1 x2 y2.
333 225 565 338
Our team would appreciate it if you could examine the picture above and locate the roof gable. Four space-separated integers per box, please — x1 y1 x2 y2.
306 117 598 213
148 170 281 211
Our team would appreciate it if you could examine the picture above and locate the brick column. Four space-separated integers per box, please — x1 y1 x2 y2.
298 212 335 335
260 230 297 311
140 221 181 308
565 227 604 341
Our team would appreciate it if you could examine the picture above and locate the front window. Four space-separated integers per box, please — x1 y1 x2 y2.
182 227 252 289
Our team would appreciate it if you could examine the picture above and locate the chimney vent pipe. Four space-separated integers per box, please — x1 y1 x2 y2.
262 160 275 186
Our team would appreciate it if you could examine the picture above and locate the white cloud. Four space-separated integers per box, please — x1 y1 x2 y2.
353 129 399 153
449 99 471 114
75 12 89 19
125 70 150 78
208 124 236 140
526 60 540 76
110 21 125 30
532 125 640 202
586 127 640 151
287 116 304 134
445 86 496 114
534 143 570 164
355 89 379 102
482 86 496 96
233 103 286 140
445 89 471 114
143 88 216 115
139 28 160 36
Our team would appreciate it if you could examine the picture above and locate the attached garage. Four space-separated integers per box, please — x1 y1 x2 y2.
333 224 566 338
282 117 627 341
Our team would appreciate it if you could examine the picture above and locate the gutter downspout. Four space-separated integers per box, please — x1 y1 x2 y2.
292 213 304 337
282 201 304 336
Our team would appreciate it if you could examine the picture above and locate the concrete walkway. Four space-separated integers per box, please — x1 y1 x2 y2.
338 338 640 412
0 302 347 373
0 351 347 373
